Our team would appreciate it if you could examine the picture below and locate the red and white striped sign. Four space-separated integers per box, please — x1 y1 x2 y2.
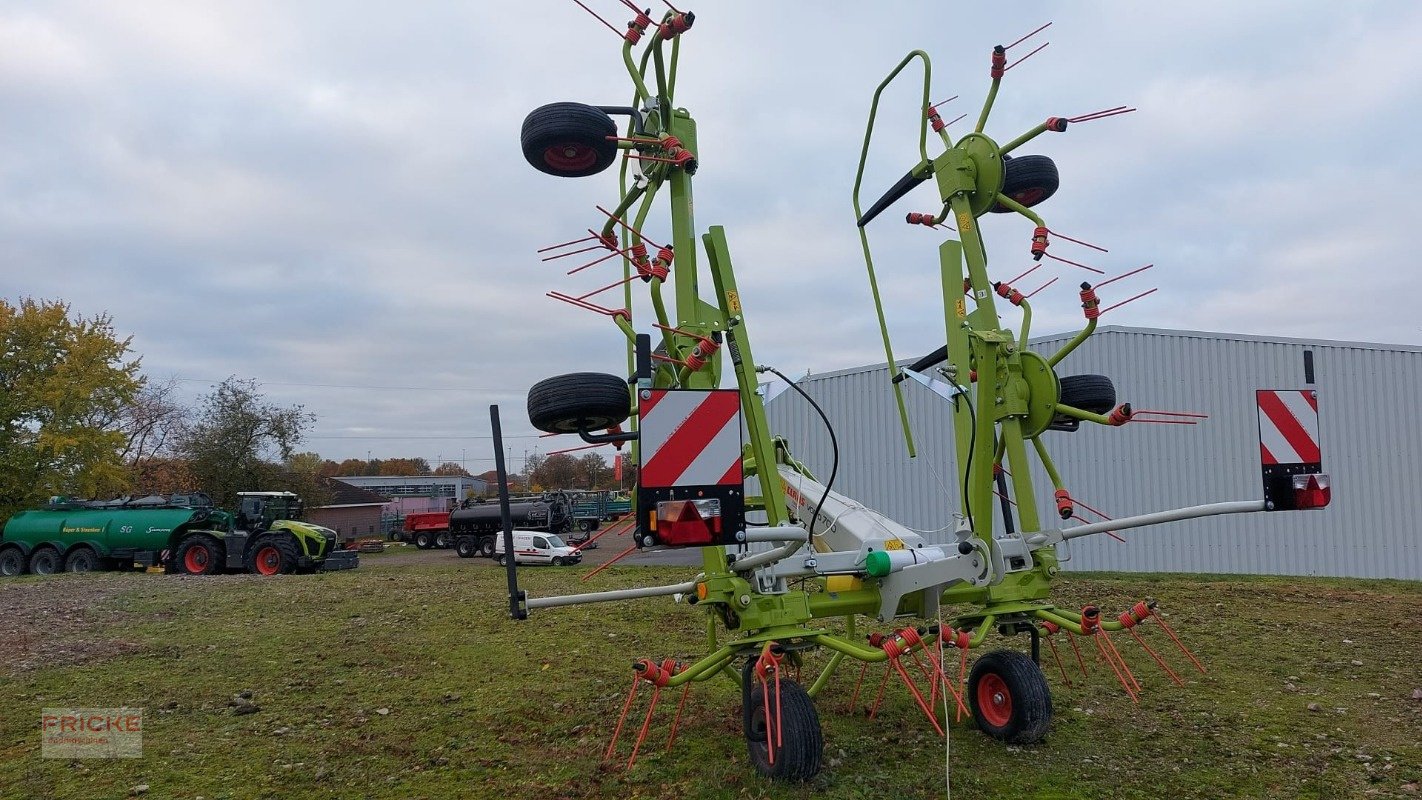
1256 389 1321 466
638 389 742 488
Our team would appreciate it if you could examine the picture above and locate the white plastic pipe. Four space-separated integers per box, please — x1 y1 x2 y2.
525 580 699 610
1059 500 1265 541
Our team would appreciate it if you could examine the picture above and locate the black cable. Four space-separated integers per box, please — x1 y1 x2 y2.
762 367 838 542
951 378 977 532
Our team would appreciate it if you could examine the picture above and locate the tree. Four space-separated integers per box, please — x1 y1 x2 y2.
176 377 314 510
576 453 609 489
433 461 471 477
275 451 334 508
117 378 187 487
0 298 142 519
531 453 579 489
378 457 431 476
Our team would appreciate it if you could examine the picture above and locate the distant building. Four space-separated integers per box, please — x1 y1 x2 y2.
308 479 390 543
332 474 488 516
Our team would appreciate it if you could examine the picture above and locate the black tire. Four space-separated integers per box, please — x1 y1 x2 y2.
414 531 433 550
521 102 618 178
551 556 565 566
746 677 823 781
967 649 1052 744
579 519 594 533
434 531 451 549
174 535 224 576
527 372 631 434
455 538 477 558
0 546 27 576
1058 374 1116 414
991 154 1059 213
495 554 507 567
63 547 100 574
478 537 496 558
28 547 61 576
245 534 301 576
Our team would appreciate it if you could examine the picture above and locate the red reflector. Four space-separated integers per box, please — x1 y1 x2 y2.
656 499 721 546
1292 474 1330 510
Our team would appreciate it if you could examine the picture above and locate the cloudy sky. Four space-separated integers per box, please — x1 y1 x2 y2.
3 1 1419 472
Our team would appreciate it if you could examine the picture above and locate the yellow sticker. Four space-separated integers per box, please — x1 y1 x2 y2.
727 290 741 313
955 297 967 319
957 212 973 232
884 539 905 551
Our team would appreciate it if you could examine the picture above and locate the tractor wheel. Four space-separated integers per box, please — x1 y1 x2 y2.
455 538 477 558
1058 374 1116 414
745 676 823 781
63 547 99 574
414 531 433 550
0 546 27 577
478 537 496 558
246 534 300 576
991 155 1059 213
520 102 618 178
527 372 630 434
967 649 1053 744
28 547 61 576
175 535 223 576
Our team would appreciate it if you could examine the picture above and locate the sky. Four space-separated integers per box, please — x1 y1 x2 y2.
3 1 1420 473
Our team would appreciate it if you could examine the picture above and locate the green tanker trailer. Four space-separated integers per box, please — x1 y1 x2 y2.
0 491 357 577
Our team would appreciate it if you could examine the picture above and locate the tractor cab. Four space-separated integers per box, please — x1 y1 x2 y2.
235 491 304 533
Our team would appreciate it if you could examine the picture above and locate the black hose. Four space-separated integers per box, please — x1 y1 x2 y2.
763 367 838 542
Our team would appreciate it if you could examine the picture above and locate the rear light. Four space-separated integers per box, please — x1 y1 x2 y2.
1292 474 1331 510
654 499 722 546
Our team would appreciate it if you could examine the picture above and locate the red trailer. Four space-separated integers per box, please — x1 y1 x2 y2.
402 511 451 549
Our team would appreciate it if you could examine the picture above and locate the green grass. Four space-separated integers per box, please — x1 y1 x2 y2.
2 561 1420 799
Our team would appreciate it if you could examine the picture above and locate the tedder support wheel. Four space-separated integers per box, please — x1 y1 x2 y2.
0 546 27 576
414 531 433 550
967 649 1053 744
28 547 61 576
478 537 496 558
1058 374 1116 414
990 154 1060 213
527 372 631 434
63 547 99 574
745 676 824 781
175 535 223 576
246 534 300 576
520 102 618 178
455 537 477 558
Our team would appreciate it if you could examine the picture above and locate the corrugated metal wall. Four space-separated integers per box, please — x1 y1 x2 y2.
764 326 1422 579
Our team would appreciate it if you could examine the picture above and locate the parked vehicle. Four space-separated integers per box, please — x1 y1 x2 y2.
492 531 582 567
402 511 454 550
0 491 358 577
571 490 633 530
449 492 575 558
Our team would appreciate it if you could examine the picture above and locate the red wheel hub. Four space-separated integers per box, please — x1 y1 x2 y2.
184 547 209 573
977 673 1013 728
543 142 597 172
254 546 281 576
1011 187 1045 206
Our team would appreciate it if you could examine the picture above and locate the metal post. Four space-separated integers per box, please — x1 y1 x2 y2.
492 405 526 620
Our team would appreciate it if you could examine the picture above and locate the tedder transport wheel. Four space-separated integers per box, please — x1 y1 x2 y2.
1058 374 1116 414
246 534 300 576
527 372 631 434
414 531 433 550
478 537 496 558
28 547 61 576
0 546 27 576
63 547 99 574
521 102 618 178
991 154 1059 212
455 537 477 558
967 649 1052 744
745 675 824 781
175 535 223 576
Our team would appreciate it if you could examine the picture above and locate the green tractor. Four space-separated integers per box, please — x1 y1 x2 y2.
0 491 357 577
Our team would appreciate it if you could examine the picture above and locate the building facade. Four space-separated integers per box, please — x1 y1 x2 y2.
764 326 1421 580
332 475 488 515
308 480 390 544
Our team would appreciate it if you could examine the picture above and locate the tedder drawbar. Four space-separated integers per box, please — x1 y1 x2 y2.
498 6 1332 781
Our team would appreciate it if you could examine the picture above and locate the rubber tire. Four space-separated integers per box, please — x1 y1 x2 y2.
746 678 824 781
527 372 631 434
495 554 507 567
967 649 1053 744
28 547 61 576
0 547 27 576
63 547 99 574
551 556 564 566
520 102 618 178
435 531 450 549
478 537 496 558
990 154 1060 213
455 538 477 558
175 535 223 576
246 534 300 576
1058 374 1116 414
414 531 433 550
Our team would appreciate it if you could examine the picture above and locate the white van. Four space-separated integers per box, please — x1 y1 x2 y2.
492 531 582 567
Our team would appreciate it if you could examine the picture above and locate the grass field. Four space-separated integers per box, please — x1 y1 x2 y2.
2 554 1420 799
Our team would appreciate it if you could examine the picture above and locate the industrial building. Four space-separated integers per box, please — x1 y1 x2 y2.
764 326 1421 580
333 474 488 515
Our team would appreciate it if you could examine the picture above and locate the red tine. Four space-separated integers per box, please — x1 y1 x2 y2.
945 113 968 128
541 243 606 262
576 273 640 301
571 0 623 38
929 95 959 109
1024 276 1058 299
1046 229 1109 253
1072 513 1126 543
1006 264 1042 285
1096 263 1154 288
597 205 664 249
1133 410 1209 418
1068 106 1137 123
1044 252 1106 275
537 233 599 254
1004 21 1052 50
1004 41 1049 71
1098 287 1158 313
566 248 624 276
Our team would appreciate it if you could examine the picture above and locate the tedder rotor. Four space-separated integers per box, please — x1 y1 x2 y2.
498 6 1332 782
